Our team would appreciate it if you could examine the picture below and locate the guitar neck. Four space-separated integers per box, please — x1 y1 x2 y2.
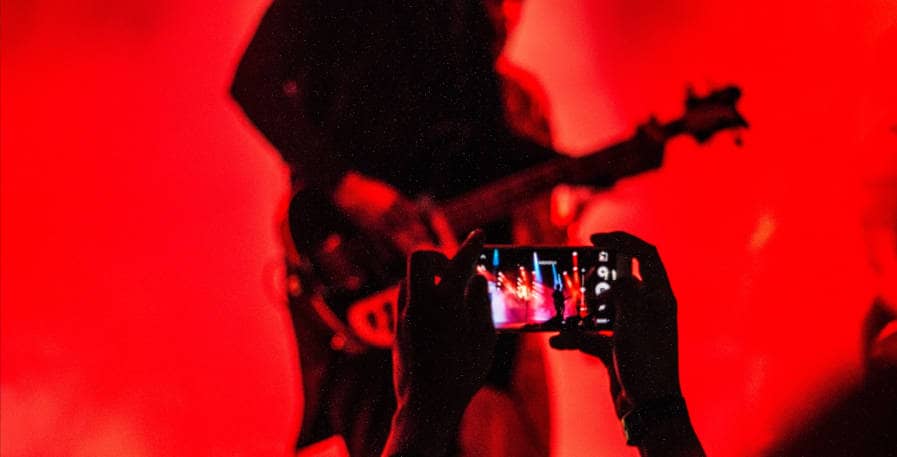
441 119 686 233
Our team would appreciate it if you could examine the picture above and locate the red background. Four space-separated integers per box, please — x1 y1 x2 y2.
2 1 895 456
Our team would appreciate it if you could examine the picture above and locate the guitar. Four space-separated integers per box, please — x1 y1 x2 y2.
288 86 748 351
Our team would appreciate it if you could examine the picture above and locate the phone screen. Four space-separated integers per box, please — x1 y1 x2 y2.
477 246 617 331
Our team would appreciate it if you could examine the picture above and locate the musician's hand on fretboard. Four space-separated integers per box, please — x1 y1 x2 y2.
333 171 457 256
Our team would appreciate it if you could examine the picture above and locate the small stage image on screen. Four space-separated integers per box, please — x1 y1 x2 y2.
477 246 617 331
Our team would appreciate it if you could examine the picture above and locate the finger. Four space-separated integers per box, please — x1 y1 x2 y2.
438 229 486 298
549 331 579 350
427 208 459 255
615 252 634 281
397 281 408 319
591 231 672 293
549 331 613 364
465 274 494 334
575 332 613 364
384 198 417 232
408 250 449 310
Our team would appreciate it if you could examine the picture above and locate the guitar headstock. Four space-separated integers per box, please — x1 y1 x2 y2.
679 85 748 143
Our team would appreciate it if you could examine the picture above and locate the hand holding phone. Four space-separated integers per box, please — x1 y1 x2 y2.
550 232 683 421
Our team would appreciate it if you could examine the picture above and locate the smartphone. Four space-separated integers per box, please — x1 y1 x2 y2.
477 246 619 332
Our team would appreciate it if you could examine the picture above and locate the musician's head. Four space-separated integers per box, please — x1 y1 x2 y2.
483 0 525 58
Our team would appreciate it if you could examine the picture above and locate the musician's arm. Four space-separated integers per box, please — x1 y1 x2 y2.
231 0 346 191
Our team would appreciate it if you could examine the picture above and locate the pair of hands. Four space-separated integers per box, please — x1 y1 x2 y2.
383 230 683 456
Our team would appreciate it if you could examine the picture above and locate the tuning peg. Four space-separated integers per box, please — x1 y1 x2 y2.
734 111 749 129
685 85 698 108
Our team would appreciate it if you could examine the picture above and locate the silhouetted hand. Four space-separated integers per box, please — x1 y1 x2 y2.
550 231 681 418
550 232 704 456
382 230 493 457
